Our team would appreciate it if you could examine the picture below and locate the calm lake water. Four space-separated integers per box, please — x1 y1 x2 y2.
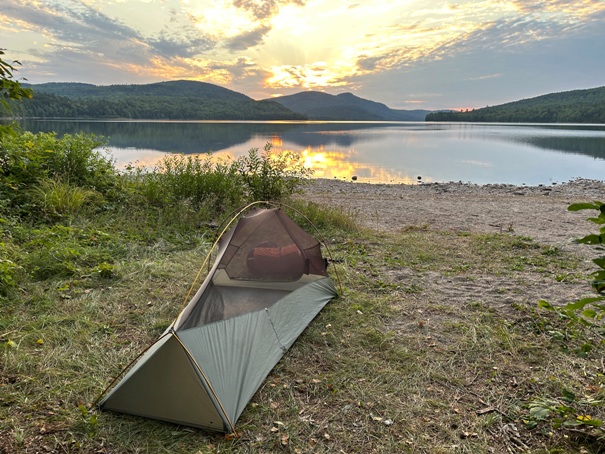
19 120 605 185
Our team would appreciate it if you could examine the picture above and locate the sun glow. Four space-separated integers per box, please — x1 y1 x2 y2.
265 62 354 90
189 2 256 39
114 143 417 184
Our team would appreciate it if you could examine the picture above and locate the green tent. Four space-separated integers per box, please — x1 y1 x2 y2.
97 208 337 432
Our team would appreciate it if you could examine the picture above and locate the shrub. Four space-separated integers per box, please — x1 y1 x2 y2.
143 153 243 211
539 201 605 325
234 143 312 201
0 131 118 216
0 258 20 296
132 143 312 217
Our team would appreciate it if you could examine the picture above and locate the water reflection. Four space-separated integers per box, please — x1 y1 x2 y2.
17 120 605 185
19 120 393 153
191 143 416 184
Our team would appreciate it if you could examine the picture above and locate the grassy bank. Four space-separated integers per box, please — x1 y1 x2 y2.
2 131 605 452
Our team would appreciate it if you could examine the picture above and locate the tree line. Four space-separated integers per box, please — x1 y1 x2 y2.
426 86 605 124
10 92 307 121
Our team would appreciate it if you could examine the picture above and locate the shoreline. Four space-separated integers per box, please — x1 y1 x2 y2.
302 177 605 253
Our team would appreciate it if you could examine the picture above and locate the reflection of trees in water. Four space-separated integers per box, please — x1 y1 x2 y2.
21 120 264 153
19 120 605 162
517 136 605 160
19 120 396 153
493 133 605 160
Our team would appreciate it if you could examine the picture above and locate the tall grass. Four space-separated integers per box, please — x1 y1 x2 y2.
30 179 103 220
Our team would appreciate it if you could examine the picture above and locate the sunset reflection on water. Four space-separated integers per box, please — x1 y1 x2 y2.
22 120 604 186
112 143 419 184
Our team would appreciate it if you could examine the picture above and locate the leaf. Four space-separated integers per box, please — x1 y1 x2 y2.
280 433 289 446
561 389 576 402
563 297 602 311
592 280 605 294
529 406 550 420
577 234 604 245
568 202 601 212
581 418 603 427
593 258 605 269
524 419 538 429
538 300 554 310
582 309 597 319
563 419 583 427
77 404 89 417
587 217 605 225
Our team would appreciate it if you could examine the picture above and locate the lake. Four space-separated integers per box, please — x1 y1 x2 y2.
19 120 605 185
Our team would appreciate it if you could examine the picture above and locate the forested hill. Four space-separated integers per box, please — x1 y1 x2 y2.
268 91 431 121
14 81 306 120
426 86 605 123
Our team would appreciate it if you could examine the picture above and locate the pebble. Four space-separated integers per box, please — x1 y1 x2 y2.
305 178 605 200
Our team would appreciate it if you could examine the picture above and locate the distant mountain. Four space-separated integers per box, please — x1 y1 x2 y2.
426 86 605 124
267 91 431 121
16 80 306 121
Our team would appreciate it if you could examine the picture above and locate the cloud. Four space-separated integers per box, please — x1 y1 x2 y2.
225 24 272 51
3 0 605 108
232 0 306 20
511 0 603 14
3 0 142 50
345 14 605 111
3 0 222 83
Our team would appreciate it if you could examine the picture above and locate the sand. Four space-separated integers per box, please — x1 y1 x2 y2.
302 178 605 312
303 178 605 255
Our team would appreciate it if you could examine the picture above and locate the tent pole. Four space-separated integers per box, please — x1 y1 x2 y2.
177 200 272 317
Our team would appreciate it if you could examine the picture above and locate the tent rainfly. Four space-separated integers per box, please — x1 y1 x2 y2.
97 207 338 432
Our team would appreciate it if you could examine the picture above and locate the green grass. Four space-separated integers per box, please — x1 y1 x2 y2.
2 130 605 452
3 220 605 453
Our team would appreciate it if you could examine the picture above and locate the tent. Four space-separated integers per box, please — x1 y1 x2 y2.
97 207 338 432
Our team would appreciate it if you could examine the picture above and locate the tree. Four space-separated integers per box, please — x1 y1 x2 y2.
0 48 33 135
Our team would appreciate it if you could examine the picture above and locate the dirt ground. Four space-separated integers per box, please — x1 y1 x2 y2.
304 177 605 253
303 178 605 311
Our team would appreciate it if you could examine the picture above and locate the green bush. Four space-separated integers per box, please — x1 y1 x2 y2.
235 143 312 201
137 153 243 212
0 258 19 296
132 143 311 216
0 131 118 216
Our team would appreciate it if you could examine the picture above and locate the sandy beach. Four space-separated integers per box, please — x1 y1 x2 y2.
303 178 605 313
304 178 605 255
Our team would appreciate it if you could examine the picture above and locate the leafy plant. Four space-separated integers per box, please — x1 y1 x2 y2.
0 48 33 136
235 143 312 201
31 178 103 220
0 131 117 216
0 258 20 295
525 390 603 432
539 201 605 326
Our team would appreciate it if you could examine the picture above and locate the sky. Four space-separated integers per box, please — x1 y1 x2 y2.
2 0 605 111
